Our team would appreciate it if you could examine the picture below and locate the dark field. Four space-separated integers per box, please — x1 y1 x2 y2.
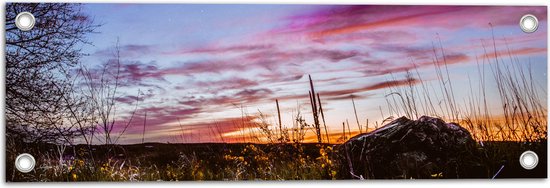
6 141 546 181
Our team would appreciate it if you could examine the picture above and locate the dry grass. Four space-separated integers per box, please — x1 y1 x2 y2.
6 34 547 181
383 36 547 142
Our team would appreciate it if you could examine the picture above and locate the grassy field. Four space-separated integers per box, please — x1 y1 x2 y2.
6 36 548 181
6 140 546 181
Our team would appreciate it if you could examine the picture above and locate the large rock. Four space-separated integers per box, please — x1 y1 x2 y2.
338 116 482 179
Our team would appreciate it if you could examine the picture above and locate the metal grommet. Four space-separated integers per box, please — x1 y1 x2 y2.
519 14 538 33
15 153 36 173
15 12 35 31
519 151 538 170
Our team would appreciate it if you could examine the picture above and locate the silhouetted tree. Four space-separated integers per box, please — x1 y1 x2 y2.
78 40 141 145
5 3 98 144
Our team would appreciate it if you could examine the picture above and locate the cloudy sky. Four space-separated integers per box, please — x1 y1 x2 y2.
79 4 547 144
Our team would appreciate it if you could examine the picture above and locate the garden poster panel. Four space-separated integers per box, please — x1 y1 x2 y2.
5 3 547 181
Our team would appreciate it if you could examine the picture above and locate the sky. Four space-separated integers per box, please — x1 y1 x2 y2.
78 4 547 144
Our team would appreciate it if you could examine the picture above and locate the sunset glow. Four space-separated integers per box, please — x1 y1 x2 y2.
78 5 547 144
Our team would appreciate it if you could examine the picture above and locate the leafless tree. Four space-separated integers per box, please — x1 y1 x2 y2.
5 3 98 144
78 40 141 145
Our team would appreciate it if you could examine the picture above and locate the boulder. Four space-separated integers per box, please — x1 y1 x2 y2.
338 116 482 179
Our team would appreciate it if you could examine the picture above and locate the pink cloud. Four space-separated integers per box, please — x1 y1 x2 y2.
101 6 546 91
323 93 373 101
115 91 155 105
186 77 260 91
273 6 547 38
276 77 420 102
120 61 164 83
114 95 140 105
95 5 546 89
102 45 369 87
111 106 203 135
163 44 274 55
480 47 547 59
177 88 274 109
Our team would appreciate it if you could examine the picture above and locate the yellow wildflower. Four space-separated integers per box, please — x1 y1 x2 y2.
431 172 443 178
78 159 84 166
196 171 204 180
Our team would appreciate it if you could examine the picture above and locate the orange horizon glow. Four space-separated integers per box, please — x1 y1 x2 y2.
74 5 546 145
